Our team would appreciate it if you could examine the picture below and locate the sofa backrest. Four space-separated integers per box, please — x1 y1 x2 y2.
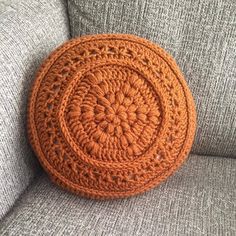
68 0 236 157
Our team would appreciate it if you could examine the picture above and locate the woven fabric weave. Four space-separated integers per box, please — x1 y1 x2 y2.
0 0 70 219
27 34 196 199
68 0 236 158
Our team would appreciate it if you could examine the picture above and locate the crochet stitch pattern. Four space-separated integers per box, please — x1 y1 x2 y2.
27 34 196 199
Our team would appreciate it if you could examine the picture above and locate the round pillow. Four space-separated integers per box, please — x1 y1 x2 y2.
27 34 196 199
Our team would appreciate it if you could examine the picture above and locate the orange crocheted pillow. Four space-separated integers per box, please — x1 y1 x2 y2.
27 34 196 199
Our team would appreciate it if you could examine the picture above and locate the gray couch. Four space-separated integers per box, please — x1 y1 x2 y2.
0 0 235 235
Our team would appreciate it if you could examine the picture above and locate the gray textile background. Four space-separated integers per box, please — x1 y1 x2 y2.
0 1 235 235
0 0 70 219
0 154 235 236
68 0 236 157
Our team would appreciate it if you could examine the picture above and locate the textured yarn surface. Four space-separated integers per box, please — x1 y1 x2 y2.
27 34 196 199
68 0 236 158
1 154 235 236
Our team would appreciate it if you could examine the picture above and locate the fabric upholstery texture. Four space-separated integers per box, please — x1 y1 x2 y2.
0 154 235 235
0 0 235 234
68 0 236 157
0 0 70 219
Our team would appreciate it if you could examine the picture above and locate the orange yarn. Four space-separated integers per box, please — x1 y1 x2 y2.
27 34 196 199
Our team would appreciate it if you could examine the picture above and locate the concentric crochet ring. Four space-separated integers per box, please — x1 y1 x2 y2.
27 34 196 199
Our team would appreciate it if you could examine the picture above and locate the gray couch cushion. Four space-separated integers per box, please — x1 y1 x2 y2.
0 154 235 235
0 0 70 219
68 0 236 157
